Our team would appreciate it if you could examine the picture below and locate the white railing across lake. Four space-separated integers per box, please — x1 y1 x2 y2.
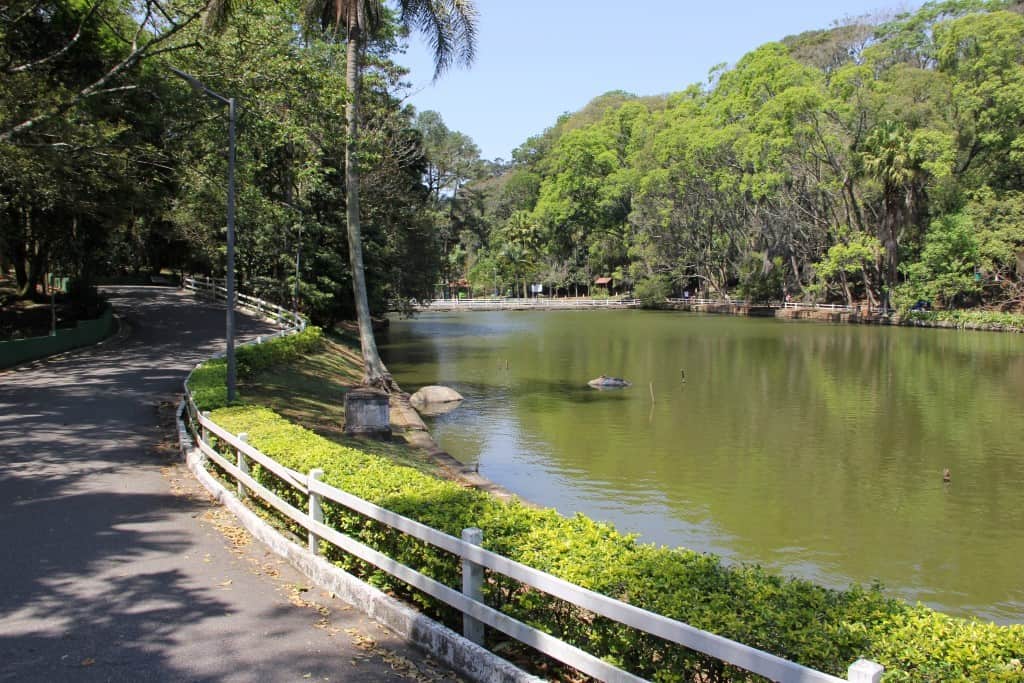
179 281 883 683
419 297 871 314
418 297 641 310
781 301 854 312
666 297 751 306
666 298 858 312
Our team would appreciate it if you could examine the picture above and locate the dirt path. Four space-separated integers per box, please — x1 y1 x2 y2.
0 286 460 682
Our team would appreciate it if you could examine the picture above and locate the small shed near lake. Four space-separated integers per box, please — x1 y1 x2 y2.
594 276 615 294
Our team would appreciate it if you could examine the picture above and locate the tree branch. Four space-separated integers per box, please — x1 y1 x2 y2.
4 0 103 74
0 0 208 143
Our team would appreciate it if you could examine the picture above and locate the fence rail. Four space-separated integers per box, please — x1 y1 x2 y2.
781 301 853 312
183 276 305 333
665 297 751 306
421 296 878 314
666 298 861 312
417 297 642 310
179 280 882 683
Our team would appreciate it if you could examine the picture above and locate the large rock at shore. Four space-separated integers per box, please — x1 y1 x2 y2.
410 385 464 406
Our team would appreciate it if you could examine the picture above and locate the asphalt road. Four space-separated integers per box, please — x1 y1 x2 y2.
0 286 458 682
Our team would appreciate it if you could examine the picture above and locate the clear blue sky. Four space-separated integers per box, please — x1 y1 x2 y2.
396 0 919 162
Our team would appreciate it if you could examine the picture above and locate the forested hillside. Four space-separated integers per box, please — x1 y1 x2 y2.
453 0 1024 312
3 0 1023 324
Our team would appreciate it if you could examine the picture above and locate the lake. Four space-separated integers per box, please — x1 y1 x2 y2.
381 310 1024 624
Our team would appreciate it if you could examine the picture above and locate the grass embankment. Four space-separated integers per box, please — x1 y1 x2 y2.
189 326 442 475
188 327 1024 682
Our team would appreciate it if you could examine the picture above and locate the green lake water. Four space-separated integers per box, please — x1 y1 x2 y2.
380 310 1024 623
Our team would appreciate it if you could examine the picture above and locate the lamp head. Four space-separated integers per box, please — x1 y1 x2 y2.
170 67 205 95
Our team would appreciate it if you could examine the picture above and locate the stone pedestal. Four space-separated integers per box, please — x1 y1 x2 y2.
343 387 391 439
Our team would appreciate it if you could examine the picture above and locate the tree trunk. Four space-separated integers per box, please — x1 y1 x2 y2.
839 270 853 306
861 267 877 309
344 26 394 391
880 187 900 310
13 240 29 295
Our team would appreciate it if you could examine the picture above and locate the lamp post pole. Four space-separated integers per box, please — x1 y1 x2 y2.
171 68 237 403
225 95 237 402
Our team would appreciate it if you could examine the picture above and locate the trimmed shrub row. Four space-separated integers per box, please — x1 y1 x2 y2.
188 326 323 409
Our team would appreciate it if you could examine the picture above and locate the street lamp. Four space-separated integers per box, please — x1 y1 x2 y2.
171 68 238 403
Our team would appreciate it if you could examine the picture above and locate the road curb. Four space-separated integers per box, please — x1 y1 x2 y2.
176 400 543 683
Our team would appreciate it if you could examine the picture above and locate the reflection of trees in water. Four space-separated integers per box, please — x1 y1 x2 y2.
434 314 1024 620
386 313 1024 618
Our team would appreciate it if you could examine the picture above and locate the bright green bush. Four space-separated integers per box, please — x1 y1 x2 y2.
634 275 672 308
187 326 322 410
904 309 1024 331
207 405 1024 682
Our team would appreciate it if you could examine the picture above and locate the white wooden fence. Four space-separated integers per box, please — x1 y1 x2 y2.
781 301 853 312
666 297 751 306
418 297 642 311
180 279 883 683
666 298 859 312
184 276 305 334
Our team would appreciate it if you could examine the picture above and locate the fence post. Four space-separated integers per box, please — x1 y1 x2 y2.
200 411 211 444
236 433 249 500
848 659 883 683
461 527 485 645
308 468 325 555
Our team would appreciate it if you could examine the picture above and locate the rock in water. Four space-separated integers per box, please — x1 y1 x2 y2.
410 385 464 406
587 376 632 389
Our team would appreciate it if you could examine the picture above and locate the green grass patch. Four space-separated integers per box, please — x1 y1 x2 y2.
241 330 441 474
187 325 442 475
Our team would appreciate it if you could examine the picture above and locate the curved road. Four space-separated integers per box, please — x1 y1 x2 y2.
0 286 456 682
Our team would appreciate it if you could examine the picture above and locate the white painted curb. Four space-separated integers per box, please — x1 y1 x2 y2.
176 400 543 683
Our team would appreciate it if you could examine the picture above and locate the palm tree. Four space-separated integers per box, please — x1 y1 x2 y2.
207 0 477 389
860 120 924 311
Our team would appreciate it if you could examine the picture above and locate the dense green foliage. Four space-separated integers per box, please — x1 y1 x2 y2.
188 325 323 408
905 308 1024 329
1 0 442 325
0 0 201 300
204 403 1024 681
5 0 1023 319
448 1 1024 314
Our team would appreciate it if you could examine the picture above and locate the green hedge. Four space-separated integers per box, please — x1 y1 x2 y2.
904 309 1024 332
202 405 1024 682
187 326 323 409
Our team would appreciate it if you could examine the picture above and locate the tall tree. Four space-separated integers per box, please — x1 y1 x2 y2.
206 0 476 389
313 0 478 389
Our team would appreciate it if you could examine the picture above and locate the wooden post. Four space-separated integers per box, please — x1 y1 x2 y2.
308 468 324 555
200 411 210 445
461 527 485 645
848 659 883 683
236 433 249 500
